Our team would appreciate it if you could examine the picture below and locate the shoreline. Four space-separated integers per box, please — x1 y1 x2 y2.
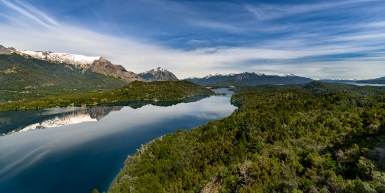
108 171 120 192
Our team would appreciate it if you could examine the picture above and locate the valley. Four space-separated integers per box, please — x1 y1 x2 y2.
1 46 385 193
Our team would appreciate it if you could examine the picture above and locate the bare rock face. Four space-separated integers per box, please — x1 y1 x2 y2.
200 176 223 193
90 57 144 82
138 67 179 81
0 45 15 54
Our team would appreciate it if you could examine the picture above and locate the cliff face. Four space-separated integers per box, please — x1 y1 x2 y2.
90 57 143 82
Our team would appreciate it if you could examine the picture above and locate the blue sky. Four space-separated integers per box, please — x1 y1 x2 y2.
1 0 385 79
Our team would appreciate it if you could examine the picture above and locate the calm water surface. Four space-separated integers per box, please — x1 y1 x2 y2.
0 89 236 193
332 82 385 86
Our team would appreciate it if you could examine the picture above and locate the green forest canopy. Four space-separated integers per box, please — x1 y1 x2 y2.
110 82 385 193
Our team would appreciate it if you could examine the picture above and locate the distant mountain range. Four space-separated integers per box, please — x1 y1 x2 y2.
356 77 385 84
3 45 345 90
0 45 179 91
320 77 385 85
185 72 312 86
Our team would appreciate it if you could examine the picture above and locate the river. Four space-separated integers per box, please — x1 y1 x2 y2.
0 88 236 193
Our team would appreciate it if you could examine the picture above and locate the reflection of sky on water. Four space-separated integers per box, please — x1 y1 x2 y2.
0 94 236 193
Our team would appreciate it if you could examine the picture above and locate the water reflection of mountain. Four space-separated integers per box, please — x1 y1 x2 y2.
106 95 210 109
0 106 123 135
0 95 210 136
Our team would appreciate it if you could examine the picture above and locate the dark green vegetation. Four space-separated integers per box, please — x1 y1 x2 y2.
203 80 248 89
358 77 385 84
100 81 214 103
0 81 215 111
185 72 312 86
110 82 385 193
108 95 210 109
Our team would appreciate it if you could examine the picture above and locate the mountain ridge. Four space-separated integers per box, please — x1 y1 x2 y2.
356 76 385 84
185 72 313 86
0 45 143 83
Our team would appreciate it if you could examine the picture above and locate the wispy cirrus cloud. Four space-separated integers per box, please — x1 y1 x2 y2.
0 0 59 28
243 0 379 21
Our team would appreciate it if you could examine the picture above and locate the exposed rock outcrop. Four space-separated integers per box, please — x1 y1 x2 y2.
90 57 143 82
200 176 223 193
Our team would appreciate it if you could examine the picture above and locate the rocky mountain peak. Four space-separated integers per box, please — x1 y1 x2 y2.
90 57 143 82
138 67 179 81
98 56 108 62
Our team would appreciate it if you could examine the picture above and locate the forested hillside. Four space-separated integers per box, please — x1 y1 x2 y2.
110 82 385 193
0 81 215 111
100 81 214 103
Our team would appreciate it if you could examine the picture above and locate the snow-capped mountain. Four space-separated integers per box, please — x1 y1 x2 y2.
1 45 143 83
20 50 99 69
138 67 179 81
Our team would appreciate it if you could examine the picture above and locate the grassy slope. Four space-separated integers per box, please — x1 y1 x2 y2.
110 82 385 193
0 81 215 111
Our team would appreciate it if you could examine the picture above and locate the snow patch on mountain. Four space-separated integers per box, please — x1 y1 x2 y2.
20 50 100 69
140 67 168 74
283 73 296 77
203 73 236 79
